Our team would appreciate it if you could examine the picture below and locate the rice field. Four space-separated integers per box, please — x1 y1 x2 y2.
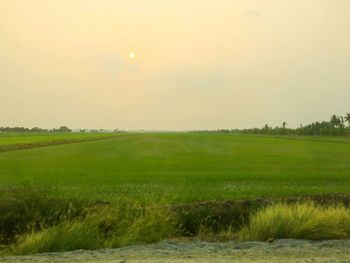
1 132 349 202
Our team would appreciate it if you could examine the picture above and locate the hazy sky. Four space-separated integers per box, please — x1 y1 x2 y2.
1 0 350 130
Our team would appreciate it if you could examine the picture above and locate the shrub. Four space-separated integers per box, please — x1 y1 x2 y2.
239 202 350 241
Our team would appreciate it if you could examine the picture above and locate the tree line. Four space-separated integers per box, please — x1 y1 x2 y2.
0 126 71 133
240 113 350 137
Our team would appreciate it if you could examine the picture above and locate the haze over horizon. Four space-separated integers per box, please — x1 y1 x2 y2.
1 0 350 130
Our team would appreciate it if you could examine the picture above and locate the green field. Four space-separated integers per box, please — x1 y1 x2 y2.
1 132 350 202
0 132 124 145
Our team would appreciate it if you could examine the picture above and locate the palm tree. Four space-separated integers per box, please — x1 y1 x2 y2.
345 113 350 126
339 116 345 135
282 122 287 129
340 116 345 126
330 115 340 126
330 115 338 136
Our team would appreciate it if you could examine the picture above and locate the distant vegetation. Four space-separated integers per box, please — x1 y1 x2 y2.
2 113 350 137
194 113 350 137
0 126 72 133
240 113 350 137
0 126 121 134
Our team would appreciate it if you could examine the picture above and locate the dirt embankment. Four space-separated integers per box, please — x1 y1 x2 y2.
2 239 350 263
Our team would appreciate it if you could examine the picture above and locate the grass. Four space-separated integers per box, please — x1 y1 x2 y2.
1 132 350 254
0 132 132 152
0 188 175 255
0 132 122 146
0 132 350 202
14 203 176 255
2 188 350 255
0 186 88 244
6 192 350 255
239 202 350 241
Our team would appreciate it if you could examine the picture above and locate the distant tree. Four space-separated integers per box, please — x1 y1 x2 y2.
339 117 345 135
57 126 71 133
330 115 341 136
228 112 350 137
262 124 270 134
31 127 43 132
330 115 338 126
345 113 350 126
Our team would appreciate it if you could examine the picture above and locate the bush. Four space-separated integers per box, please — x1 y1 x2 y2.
239 202 350 241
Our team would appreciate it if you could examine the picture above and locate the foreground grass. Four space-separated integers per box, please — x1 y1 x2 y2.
0 187 88 244
14 203 175 255
0 187 175 255
0 133 350 202
239 202 350 241
10 200 350 255
3 188 350 255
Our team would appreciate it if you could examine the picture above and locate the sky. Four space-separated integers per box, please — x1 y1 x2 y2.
1 0 350 130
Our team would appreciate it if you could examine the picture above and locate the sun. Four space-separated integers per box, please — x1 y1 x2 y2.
128 52 135 59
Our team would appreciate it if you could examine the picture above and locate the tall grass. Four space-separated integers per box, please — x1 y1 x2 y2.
13 200 176 254
14 219 104 254
3 187 350 255
239 202 350 241
0 186 87 244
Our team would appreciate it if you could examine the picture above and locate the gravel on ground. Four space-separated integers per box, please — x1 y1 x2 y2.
2 239 350 263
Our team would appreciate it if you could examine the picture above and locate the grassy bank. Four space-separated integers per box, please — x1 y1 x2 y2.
2 188 350 255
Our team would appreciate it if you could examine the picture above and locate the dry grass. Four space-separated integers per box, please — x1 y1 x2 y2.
239 202 350 241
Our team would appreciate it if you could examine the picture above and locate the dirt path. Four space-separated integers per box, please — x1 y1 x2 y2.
2 239 350 262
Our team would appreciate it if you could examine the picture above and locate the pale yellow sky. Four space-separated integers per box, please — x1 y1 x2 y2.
1 0 349 130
